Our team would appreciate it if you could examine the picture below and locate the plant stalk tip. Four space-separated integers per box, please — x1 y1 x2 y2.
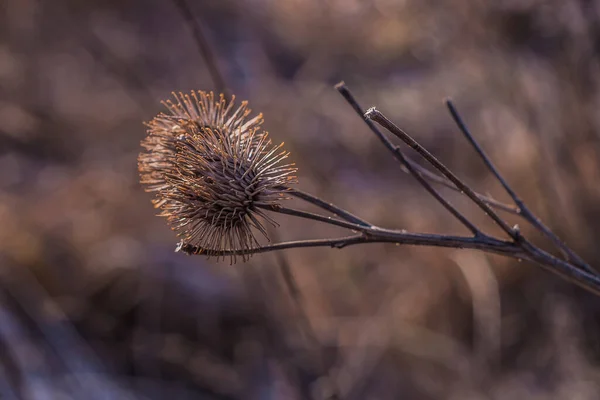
364 107 378 119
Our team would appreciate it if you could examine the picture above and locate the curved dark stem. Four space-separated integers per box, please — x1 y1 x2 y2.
446 99 594 274
171 0 230 97
365 107 518 241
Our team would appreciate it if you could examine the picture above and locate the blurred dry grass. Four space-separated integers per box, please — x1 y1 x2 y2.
2 0 600 398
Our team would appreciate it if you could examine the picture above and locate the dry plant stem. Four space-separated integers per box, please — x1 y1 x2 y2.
183 201 600 295
445 100 594 274
392 151 481 235
171 0 230 97
519 241 600 295
365 108 518 241
257 204 368 232
286 188 371 227
334 83 480 235
181 223 600 297
334 82 519 216
403 158 519 214
185 201 523 259
180 232 525 257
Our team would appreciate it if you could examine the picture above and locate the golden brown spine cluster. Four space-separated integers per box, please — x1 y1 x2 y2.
138 91 297 262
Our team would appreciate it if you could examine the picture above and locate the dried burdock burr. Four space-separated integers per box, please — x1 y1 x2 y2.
138 91 297 262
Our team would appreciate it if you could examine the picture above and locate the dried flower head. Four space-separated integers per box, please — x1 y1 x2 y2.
138 91 297 262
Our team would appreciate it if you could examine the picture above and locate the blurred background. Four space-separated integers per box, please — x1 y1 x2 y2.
2 0 600 398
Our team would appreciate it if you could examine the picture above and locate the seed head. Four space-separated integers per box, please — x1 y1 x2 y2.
138 91 297 262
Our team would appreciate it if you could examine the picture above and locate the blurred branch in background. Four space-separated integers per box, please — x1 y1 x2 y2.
171 0 231 98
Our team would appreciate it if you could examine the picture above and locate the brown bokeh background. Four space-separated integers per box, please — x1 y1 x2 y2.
2 0 600 398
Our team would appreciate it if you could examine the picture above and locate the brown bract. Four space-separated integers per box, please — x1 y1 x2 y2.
138 91 297 262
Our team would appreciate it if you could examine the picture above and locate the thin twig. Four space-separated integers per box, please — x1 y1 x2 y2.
171 0 230 97
403 158 519 215
334 82 519 216
396 148 482 235
445 101 519 202
179 232 525 258
179 226 600 296
334 82 481 236
258 204 368 232
365 107 519 241
286 188 371 227
445 99 594 274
